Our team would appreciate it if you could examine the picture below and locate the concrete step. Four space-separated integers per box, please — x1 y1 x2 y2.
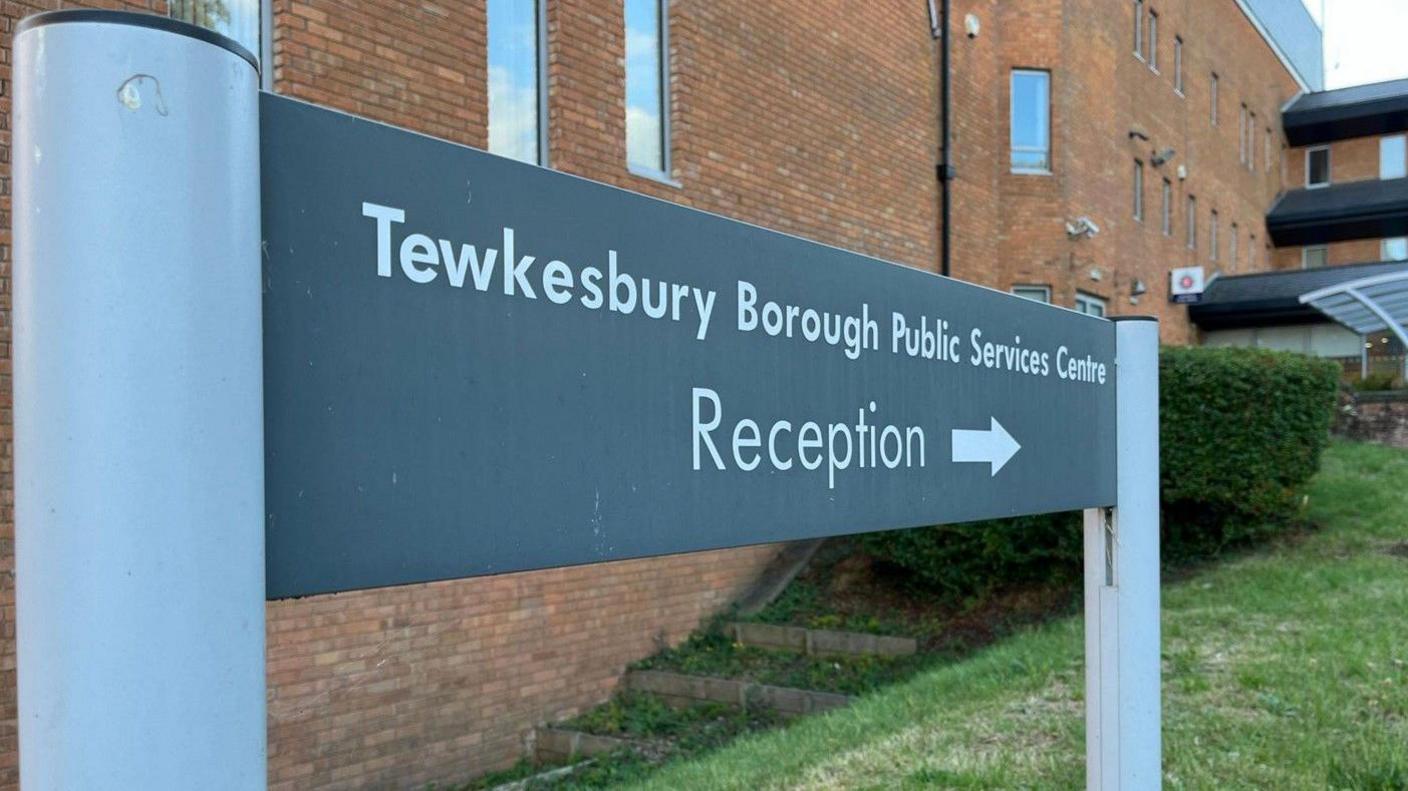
532 725 637 763
726 621 918 659
624 669 852 717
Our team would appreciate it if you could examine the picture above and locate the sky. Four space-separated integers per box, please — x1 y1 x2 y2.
1303 0 1408 89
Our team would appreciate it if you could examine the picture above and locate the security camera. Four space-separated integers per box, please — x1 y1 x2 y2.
965 14 981 38
1066 216 1101 239
1151 148 1176 166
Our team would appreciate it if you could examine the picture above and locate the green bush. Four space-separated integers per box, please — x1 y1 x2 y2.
1160 346 1339 553
862 346 1339 595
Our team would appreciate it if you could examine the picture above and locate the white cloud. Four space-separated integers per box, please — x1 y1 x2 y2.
487 64 539 164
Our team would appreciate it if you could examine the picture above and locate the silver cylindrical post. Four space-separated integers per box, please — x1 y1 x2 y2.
14 11 265 789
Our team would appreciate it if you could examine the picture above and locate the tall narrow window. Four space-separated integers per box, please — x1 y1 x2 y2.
1210 73 1219 125
1174 36 1183 94
1239 104 1248 163
1384 238 1408 261
1248 111 1257 171
1134 0 1144 59
1381 135 1407 179
1265 128 1273 171
1210 210 1220 260
1010 70 1051 173
1230 222 1239 270
1185 195 1196 250
1161 179 1172 235
626 0 669 176
1147 11 1159 70
1306 146 1331 188
487 0 546 165
1133 160 1144 221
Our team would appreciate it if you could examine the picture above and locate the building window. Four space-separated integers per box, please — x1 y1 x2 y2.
1134 0 1144 59
1012 285 1052 303
1173 36 1183 94
487 0 547 165
1076 293 1108 317
626 0 670 177
1239 104 1248 164
1010 70 1052 173
1185 194 1196 250
1230 222 1239 270
1210 210 1220 260
1161 179 1172 235
1133 160 1144 221
1147 11 1159 71
1210 72 1219 125
1302 245 1327 269
1384 238 1408 261
1381 135 1407 180
1248 111 1256 171
170 0 262 70
1306 146 1331 188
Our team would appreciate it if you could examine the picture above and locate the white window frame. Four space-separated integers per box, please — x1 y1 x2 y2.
1010 69 1052 174
1133 159 1144 221
1383 237 1408 261
1173 36 1183 95
1147 11 1159 72
1248 111 1256 171
625 0 675 184
485 0 550 167
1133 0 1144 60
1076 292 1108 317
1210 209 1219 261
1012 285 1052 303
1380 135 1407 180
1302 245 1327 270
1306 146 1331 189
1239 104 1248 164
1161 178 1172 235
1210 73 1219 126
1185 194 1196 250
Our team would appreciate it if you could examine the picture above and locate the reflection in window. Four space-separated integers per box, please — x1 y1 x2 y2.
170 0 261 63
488 0 545 165
1010 70 1051 172
626 0 668 175
1384 237 1408 261
1381 135 1407 180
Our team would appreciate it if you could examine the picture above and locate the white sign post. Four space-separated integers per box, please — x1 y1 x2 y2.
1085 317 1162 789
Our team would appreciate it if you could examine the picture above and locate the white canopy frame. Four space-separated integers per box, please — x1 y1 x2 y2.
1301 269 1408 378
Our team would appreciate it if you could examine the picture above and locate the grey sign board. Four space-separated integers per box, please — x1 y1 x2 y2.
261 94 1118 599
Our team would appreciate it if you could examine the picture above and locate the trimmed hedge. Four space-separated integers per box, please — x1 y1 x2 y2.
861 346 1340 597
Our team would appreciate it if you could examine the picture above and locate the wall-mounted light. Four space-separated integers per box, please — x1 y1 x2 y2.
1128 128 1151 142
1131 279 1148 297
1151 148 1176 167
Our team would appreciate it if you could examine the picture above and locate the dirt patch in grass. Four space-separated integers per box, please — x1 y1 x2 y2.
1385 541 1408 559
748 538 1080 657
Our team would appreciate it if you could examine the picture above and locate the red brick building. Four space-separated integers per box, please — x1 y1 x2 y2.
0 0 1326 787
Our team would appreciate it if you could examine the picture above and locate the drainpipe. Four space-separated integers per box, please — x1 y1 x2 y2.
931 0 954 277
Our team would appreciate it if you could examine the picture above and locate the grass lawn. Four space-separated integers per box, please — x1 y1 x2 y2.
610 441 1408 790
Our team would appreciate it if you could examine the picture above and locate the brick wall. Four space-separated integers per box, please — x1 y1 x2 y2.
1286 134 1383 187
950 0 1302 344
0 0 1308 787
1271 238 1387 269
1336 391 1408 448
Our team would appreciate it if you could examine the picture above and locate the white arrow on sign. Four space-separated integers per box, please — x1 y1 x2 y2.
951 417 1022 476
